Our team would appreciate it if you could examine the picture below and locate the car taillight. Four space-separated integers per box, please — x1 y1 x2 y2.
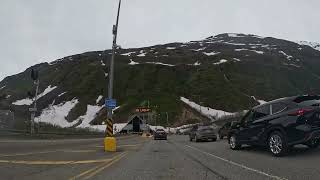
288 108 313 116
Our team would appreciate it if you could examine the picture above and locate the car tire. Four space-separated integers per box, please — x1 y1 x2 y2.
268 131 288 157
212 138 217 142
306 139 320 149
189 136 193 142
229 134 241 150
219 134 224 140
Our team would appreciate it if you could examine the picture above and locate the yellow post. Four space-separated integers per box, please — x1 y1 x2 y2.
104 118 117 152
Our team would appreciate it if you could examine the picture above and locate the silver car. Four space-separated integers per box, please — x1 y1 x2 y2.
189 126 217 142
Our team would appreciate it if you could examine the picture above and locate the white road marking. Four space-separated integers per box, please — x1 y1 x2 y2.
185 145 288 180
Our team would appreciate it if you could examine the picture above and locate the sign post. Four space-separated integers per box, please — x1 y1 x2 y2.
104 0 121 152
30 69 39 135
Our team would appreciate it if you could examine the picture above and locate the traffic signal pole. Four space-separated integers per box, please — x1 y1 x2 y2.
30 79 39 134
104 0 121 152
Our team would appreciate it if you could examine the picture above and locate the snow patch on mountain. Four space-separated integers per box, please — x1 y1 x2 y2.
213 59 228 65
166 47 176 50
283 63 300 68
203 51 220 56
121 52 135 56
128 59 139 65
76 105 103 129
296 41 320 51
35 99 79 127
279 51 293 60
137 50 146 57
0 85 5 90
58 92 67 97
96 95 103 104
233 58 241 62
223 42 246 46
101 60 106 66
146 62 175 67
251 50 264 54
192 47 206 52
13 85 57 105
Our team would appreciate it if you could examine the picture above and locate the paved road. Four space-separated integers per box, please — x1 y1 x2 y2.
0 135 319 180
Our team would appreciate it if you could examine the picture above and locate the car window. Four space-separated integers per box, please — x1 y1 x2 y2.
253 105 270 120
241 110 254 124
271 103 287 114
294 96 320 106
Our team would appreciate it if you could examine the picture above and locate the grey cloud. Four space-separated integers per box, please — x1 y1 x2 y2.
1 0 320 80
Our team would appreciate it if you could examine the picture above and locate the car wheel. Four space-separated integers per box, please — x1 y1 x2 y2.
268 131 288 157
229 135 241 150
189 136 193 142
306 139 320 149
212 138 217 142
219 134 224 140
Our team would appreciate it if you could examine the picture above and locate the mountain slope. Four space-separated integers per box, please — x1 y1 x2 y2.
1 33 320 129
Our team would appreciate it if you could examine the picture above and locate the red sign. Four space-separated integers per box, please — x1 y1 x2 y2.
135 108 151 113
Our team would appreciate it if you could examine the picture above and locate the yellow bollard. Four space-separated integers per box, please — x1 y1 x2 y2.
104 137 117 152
104 118 117 152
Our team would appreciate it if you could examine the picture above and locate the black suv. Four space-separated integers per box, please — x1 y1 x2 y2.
228 95 320 156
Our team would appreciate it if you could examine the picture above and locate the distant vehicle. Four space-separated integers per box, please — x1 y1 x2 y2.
189 126 217 142
154 129 167 140
218 122 232 139
228 95 320 156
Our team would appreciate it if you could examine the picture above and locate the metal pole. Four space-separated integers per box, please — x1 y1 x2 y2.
106 0 121 136
166 112 170 134
30 79 39 135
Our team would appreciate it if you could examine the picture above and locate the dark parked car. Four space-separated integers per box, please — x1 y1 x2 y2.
154 129 167 140
218 122 232 139
228 95 320 156
189 126 217 142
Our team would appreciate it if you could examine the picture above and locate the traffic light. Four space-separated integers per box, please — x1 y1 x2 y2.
31 69 38 81
27 91 34 99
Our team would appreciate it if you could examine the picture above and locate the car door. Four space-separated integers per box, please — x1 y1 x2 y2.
238 105 271 144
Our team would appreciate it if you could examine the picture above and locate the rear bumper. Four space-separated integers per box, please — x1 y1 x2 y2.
304 130 320 142
198 134 217 140
154 135 167 139
289 126 320 145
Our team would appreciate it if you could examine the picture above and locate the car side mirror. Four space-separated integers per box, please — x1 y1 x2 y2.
231 122 241 128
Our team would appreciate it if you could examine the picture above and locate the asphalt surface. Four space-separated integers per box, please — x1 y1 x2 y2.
0 135 319 180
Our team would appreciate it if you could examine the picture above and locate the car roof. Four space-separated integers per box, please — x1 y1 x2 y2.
253 96 297 109
253 95 320 110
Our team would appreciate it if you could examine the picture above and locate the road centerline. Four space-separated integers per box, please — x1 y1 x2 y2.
68 151 127 180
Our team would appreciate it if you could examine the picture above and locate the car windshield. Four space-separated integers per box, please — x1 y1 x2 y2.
2 1 320 179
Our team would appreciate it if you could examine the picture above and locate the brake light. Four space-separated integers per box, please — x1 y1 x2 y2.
288 108 313 116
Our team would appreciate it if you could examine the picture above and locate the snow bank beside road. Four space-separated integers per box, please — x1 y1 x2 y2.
180 97 234 119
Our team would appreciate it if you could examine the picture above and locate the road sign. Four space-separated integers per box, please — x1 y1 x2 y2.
29 108 37 112
105 99 116 109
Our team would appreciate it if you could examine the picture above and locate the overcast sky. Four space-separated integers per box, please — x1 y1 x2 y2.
1 0 320 81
